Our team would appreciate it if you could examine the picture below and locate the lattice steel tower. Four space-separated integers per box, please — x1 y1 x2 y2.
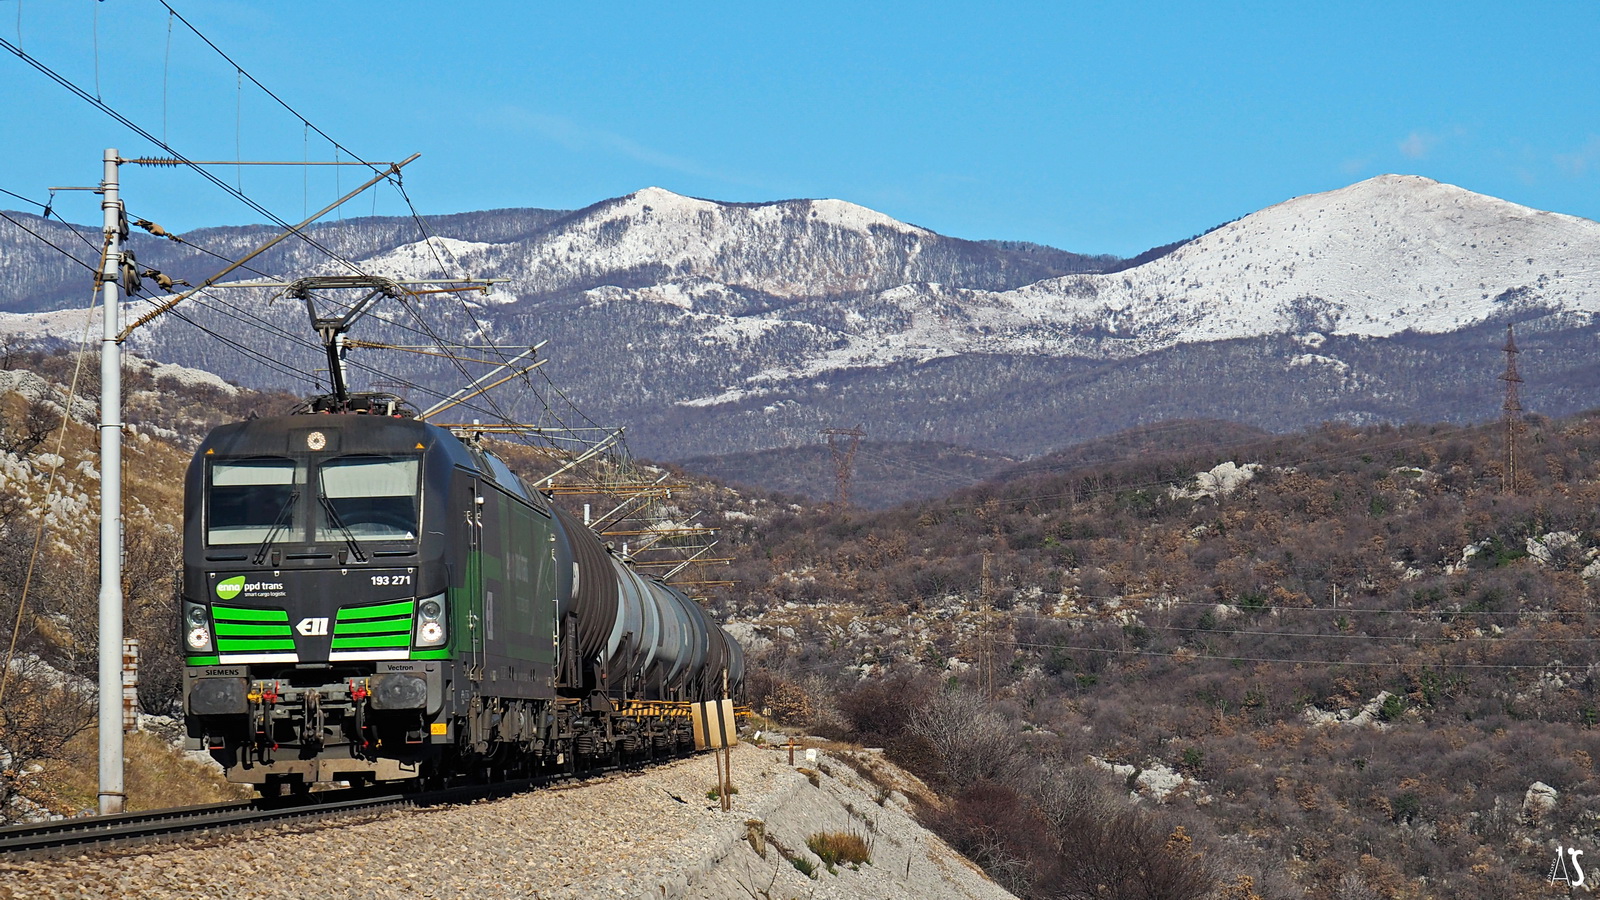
821 426 865 511
1500 324 1523 494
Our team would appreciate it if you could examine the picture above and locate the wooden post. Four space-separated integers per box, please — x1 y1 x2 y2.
720 672 731 811
716 739 729 810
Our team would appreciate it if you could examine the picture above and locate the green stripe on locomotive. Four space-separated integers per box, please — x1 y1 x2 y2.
213 606 290 623
337 599 413 621
332 598 413 652
212 604 294 653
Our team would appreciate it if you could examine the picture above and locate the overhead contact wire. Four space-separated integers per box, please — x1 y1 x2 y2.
0 34 396 290
153 1 387 180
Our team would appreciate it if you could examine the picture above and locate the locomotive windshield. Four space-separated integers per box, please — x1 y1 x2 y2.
316 455 420 541
208 458 297 545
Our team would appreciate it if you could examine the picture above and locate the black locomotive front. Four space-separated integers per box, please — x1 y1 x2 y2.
182 405 743 793
180 411 557 789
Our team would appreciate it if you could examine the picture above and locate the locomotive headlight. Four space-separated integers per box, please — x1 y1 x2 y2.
414 593 447 648
183 602 213 653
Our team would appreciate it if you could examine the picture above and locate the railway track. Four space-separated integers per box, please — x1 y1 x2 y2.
0 761 664 861
0 790 412 861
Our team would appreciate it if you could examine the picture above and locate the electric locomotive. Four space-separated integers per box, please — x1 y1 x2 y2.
179 391 744 793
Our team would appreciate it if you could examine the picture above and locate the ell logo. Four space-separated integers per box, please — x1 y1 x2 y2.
1551 845 1590 890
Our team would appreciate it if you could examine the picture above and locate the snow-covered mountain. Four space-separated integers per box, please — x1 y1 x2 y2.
2 176 1597 465
1078 174 1600 343
660 175 1600 403
361 187 1103 304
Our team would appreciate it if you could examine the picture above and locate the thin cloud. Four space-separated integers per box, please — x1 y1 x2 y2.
494 107 769 190
1555 136 1600 177
1399 131 1436 160
1339 156 1374 175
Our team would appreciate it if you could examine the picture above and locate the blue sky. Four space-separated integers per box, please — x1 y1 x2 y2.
3 1 1598 256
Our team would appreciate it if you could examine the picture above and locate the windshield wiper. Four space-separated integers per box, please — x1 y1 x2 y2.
251 490 300 567
317 492 369 563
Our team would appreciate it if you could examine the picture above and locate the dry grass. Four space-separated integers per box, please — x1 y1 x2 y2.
35 727 251 814
807 830 872 868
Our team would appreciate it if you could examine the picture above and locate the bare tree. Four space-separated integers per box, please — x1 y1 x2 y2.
0 391 59 459
1027 759 1122 835
0 655 94 822
1329 873 1380 900
907 689 1025 789
123 523 183 714
1050 813 1212 900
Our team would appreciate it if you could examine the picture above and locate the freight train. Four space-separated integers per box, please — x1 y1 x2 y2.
179 392 744 794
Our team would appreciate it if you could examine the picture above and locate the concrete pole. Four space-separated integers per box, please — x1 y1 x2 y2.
97 147 125 815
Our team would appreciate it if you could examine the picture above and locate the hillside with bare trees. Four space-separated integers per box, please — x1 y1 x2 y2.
7 340 1600 898
713 413 1600 898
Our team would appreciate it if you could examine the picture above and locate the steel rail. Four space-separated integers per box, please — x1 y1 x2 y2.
0 790 411 860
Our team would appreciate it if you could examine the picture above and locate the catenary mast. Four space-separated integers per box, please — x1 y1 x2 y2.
97 148 126 815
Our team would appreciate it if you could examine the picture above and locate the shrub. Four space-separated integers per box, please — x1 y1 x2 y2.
1377 693 1408 723
1390 792 1422 824
907 689 1026 788
836 672 934 745
929 780 1057 897
1179 746 1205 773
1054 811 1213 900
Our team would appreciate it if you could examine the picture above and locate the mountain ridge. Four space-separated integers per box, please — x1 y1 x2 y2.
2 174 1597 487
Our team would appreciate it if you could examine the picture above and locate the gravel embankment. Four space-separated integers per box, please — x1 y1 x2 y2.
0 744 1017 900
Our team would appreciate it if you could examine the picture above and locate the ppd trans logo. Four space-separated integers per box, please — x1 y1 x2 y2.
1550 845 1592 891
214 576 286 600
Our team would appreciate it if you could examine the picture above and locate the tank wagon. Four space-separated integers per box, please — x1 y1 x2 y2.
179 399 744 793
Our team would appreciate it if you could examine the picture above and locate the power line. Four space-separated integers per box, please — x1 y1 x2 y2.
1015 594 1586 619
374 176 601 462
0 209 99 274
0 200 306 392
158 303 321 389
997 636 1589 671
7 22 484 350
79 7 543 435
122 206 277 282
0 186 49 210
4 10 660 517
0 32 389 285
